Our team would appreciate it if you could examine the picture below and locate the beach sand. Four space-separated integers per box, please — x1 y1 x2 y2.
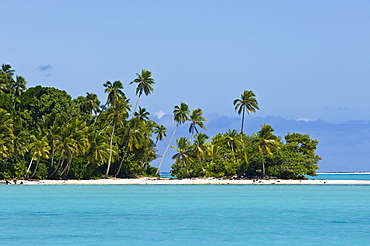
3 178 370 185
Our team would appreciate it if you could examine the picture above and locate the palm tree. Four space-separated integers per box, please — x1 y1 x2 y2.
233 90 259 133
156 102 190 175
84 92 101 115
134 106 150 120
12 76 27 108
189 108 207 135
130 69 155 114
191 133 209 176
171 137 192 177
153 124 167 144
25 136 50 179
252 124 280 177
0 64 15 94
103 80 125 109
86 133 110 167
103 98 131 177
0 109 14 163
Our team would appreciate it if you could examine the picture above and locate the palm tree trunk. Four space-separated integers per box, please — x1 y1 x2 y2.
49 158 64 179
262 153 265 177
24 158 34 178
156 125 178 175
132 96 141 117
30 160 40 178
60 156 73 177
114 152 127 178
105 125 115 178
241 107 245 133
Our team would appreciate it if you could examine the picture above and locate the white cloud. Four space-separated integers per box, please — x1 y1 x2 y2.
296 117 314 122
154 110 167 119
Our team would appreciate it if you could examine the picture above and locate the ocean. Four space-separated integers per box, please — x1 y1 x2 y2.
2 182 370 245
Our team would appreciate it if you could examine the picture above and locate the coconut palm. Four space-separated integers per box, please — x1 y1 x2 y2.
189 108 207 135
191 133 209 176
171 137 192 177
134 106 150 121
84 92 101 115
103 98 131 177
25 136 50 179
233 90 259 133
12 76 27 108
86 133 110 167
0 109 14 162
252 124 280 177
156 102 190 175
103 80 125 109
153 124 167 144
130 69 155 114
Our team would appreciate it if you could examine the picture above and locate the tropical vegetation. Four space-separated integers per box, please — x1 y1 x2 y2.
0 63 321 180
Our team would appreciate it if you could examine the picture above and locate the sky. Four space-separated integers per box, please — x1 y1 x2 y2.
1 1 370 172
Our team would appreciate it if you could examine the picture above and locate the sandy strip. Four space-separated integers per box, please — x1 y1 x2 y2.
3 178 370 185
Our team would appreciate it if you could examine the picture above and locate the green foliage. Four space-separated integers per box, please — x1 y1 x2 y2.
0 64 322 181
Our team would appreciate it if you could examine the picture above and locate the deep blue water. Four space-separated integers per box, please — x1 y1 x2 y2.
2 185 370 245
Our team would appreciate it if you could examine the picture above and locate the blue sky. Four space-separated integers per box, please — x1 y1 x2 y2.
1 1 370 172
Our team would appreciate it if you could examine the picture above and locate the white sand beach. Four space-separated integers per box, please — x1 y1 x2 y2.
3 178 370 185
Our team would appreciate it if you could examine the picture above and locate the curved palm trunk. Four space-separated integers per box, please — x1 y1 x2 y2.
24 158 34 178
105 125 115 178
156 125 178 175
132 96 141 116
114 152 127 178
60 155 73 177
49 158 65 179
30 159 41 179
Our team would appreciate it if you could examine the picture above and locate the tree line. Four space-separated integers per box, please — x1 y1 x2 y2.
0 63 321 180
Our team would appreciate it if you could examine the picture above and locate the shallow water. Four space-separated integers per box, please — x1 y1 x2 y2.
2 185 370 245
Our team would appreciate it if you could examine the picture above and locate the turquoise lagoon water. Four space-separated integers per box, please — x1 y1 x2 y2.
2 185 370 245
309 173 370 180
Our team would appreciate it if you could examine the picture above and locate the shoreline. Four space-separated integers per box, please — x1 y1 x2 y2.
3 178 370 185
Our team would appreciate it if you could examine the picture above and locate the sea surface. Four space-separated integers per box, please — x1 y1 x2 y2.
2 183 370 245
309 173 370 180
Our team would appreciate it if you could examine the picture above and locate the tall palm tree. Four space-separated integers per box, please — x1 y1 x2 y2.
233 90 259 133
191 133 209 176
156 102 190 175
103 98 131 177
86 133 110 167
12 76 27 108
25 136 50 179
0 109 14 163
84 92 101 115
0 64 15 94
189 108 207 135
171 137 192 177
134 106 150 120
103 80 125 109
153 124 167 144
130 69 155 114
252 124 280 177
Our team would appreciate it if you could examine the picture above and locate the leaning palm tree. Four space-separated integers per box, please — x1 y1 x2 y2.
130 69 155 114
25 136 50 179
252 124 280 177
233 90 259 133
156 102 190 175
189 108 207 135
103 98 131 177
